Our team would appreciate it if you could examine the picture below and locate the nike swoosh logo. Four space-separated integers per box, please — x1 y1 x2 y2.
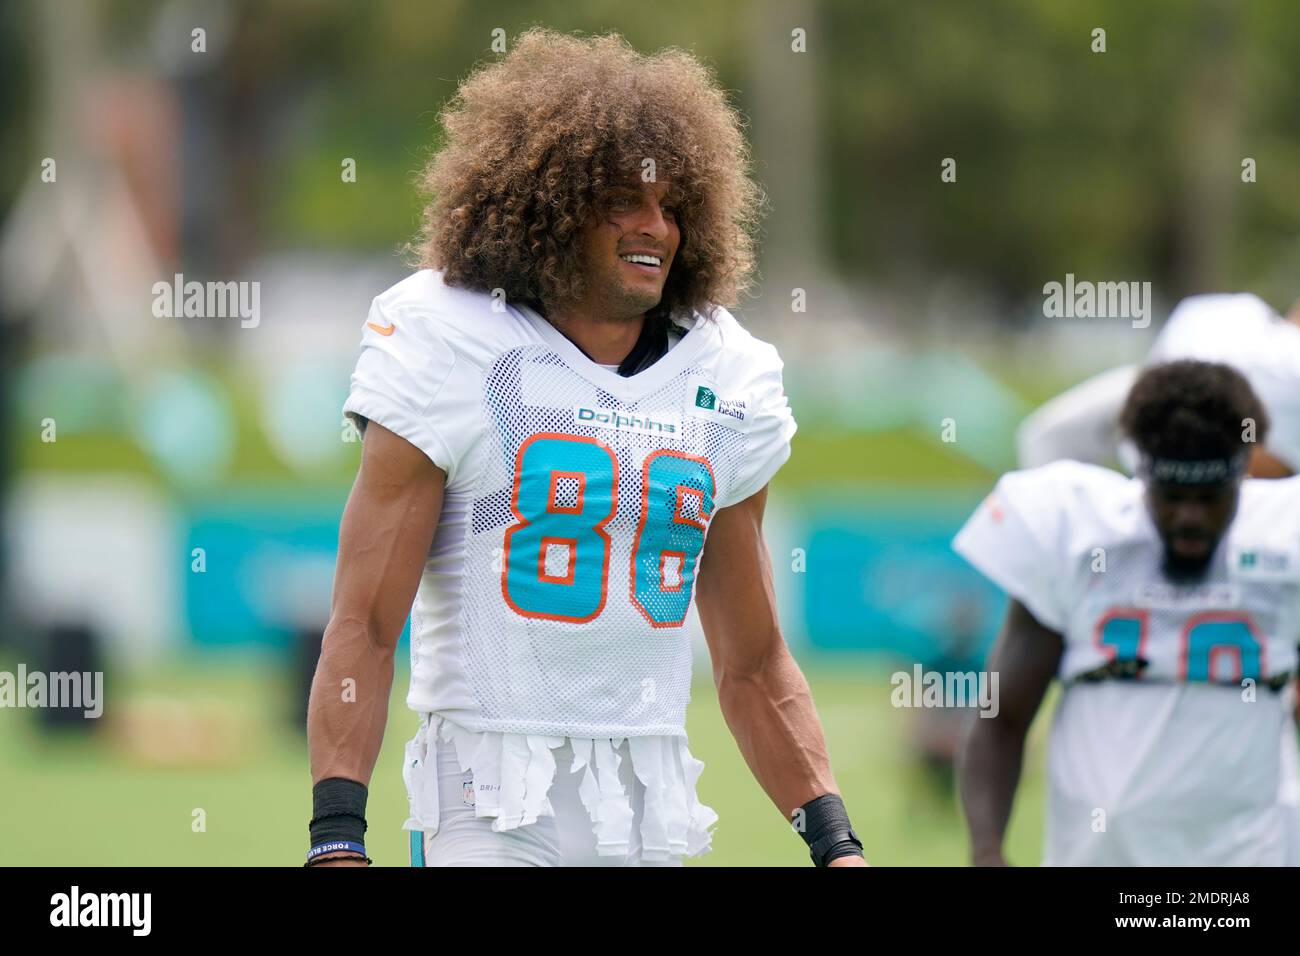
366 321 395 336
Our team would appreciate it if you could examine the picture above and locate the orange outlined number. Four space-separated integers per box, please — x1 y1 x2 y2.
630 450 716 627
501 433 617 623
500 436 716 626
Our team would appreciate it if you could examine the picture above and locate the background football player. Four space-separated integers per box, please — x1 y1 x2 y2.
304 29 866 868
955 360 1300 865
1017 293 1300 478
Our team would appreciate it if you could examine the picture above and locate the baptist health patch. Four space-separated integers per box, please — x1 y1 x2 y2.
684 374 747 428
1229 544 1297 581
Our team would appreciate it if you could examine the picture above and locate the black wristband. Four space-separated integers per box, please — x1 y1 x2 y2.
310 778 369 848
793 793 864 867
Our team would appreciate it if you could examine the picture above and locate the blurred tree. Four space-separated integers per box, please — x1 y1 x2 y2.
822 0 1300 313
94 0 1300 314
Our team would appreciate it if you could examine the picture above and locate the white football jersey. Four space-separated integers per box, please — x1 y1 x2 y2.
955 461 1300 865
342 270 795 857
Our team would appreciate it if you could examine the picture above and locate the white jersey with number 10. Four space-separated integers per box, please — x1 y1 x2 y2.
955 460 1300 865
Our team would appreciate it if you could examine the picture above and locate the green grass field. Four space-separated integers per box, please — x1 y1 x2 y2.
0 655 1049 866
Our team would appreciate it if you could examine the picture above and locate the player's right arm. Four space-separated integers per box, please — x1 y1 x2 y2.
956 597 1062 867
306 421 445 865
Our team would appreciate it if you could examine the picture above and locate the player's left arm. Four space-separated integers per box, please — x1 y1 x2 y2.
695 483 866 867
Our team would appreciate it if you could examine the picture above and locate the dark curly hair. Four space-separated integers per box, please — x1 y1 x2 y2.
1120 360 1269 461
411 28 762 320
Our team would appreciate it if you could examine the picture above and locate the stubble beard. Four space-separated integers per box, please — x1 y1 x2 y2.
588 263 662 322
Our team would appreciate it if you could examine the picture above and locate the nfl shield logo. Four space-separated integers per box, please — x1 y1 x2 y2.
462 774 476 807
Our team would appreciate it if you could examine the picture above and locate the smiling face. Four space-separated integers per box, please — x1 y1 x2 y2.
1146 481 1241 581
575 179 682 321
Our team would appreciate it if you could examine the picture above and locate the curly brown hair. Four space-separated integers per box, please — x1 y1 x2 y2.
412 28 762 320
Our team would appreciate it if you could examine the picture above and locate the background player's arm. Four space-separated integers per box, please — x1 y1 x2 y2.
307 421 444 860
957 597 1062 866
1248 445 1295 478
1016 364 1137 469
695 485 847 833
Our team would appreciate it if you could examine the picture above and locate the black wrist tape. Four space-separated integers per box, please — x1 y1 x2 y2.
793 793 864 867
310 778 369 848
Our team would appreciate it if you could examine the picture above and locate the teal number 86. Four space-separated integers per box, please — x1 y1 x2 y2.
501 432 716 627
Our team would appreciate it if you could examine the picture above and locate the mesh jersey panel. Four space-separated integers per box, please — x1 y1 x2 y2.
452 343 751 737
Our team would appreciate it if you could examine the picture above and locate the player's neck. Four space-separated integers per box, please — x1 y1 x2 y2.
544 307 645 366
